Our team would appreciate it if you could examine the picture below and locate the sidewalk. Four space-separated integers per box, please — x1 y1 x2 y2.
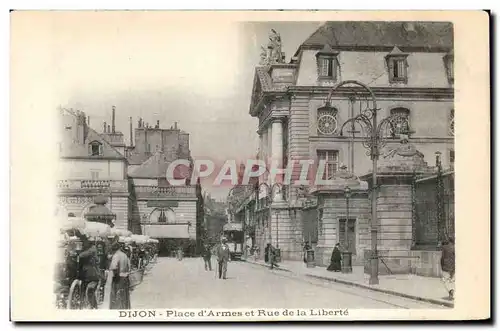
243 258 454 308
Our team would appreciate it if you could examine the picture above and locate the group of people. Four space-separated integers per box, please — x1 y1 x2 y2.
71 234 152 309
201 236 231 279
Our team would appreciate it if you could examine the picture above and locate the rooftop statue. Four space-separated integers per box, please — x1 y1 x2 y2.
259 29 285 65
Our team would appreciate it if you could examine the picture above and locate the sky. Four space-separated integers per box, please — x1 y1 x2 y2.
47 13 321 199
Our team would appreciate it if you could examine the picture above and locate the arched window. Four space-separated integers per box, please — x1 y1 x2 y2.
150 208 176 223
389 108 411 138
88 141 103 156
317 106 338 136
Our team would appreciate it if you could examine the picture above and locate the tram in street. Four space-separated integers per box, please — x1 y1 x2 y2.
222 223 244 260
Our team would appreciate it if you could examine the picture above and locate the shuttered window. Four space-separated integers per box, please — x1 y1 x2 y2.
387 57 408 83
317 56 336 80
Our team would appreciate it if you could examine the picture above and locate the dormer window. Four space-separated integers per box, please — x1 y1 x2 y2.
443 52 454 84
89 141 103 156
385 47 409 84
316 46 339 81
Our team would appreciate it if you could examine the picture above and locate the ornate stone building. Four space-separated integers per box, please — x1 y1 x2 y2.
241 22 454 269
57 108 203 255
56 107 129 229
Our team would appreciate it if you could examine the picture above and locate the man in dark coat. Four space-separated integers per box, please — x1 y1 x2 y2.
216 237 230 279
202 243 212 271
327 243 342 272
441 237 455 300
266 243 279 269
78 237 100 308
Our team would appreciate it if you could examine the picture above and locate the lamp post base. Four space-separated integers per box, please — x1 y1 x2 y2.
341 251 353 273
369 256 379 285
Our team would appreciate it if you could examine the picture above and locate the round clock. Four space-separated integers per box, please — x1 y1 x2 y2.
317 114 337 135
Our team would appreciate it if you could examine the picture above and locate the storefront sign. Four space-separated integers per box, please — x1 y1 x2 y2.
147 200 179 208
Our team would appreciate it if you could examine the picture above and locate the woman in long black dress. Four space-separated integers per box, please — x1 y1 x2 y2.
327 243 342 272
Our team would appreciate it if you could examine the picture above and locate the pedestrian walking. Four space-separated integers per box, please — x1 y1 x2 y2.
109 241 131 309
216 237 230 279
266 243 279 269
303 242 311 264
327 243 342 272
440 236 455 300
202 243 212 271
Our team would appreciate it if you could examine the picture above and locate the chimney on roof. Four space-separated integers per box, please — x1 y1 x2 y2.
174 122 178 130
129 117 133 146
156 120 160 129
108 124 111 133
403 22 418 39
112 106 116 133
103 122 107 133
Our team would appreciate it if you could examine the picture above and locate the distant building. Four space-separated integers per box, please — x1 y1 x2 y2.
57 107 203 256
56 107 129 229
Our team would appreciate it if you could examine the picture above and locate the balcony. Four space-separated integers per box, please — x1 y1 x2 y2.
134 185 197 200
57 179 128 193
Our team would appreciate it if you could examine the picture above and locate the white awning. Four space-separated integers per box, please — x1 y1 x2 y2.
142 223 191 239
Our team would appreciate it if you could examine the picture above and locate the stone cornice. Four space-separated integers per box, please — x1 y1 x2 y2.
309 136 454 144
288 86 453 99
250 91 289 117
296 44 453 55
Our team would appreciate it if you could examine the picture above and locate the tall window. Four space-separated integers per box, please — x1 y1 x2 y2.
89 141 103 156
339 218 356 254
90 170 99 180
317 150 339 180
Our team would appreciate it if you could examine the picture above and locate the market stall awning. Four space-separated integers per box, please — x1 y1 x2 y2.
142 223 191 239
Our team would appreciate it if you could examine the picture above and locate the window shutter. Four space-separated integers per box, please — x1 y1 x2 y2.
331 58 337 80
319 58 329 77
397 60 405 78
88 144 92 155
99 144 103 156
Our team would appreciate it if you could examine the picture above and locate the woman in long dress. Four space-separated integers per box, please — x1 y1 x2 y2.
327 243 342 272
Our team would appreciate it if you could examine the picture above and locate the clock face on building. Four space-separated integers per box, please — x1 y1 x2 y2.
317 114 338 135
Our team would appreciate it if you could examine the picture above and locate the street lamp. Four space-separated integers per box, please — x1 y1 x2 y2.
342 185 353 273
321 80 412 285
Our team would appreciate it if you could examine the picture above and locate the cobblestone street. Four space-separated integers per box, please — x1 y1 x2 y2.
131 258 442 309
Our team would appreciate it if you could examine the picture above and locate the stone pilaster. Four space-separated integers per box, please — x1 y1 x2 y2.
271 119 284 201
270 201 303 260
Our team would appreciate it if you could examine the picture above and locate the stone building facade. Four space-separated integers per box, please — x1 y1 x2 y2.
57 108 203 255
240 22 454 270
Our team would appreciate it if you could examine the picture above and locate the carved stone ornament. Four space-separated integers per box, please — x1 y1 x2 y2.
379 138 430 173
259 29 285 65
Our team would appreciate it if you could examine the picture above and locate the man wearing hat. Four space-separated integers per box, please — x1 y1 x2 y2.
216 237 230 279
